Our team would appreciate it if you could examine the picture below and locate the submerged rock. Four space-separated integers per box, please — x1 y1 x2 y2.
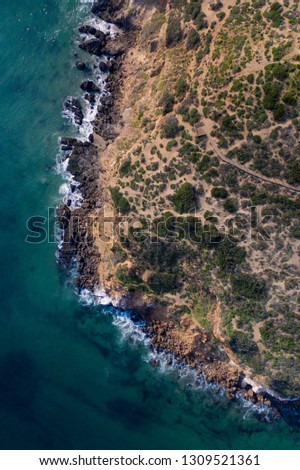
75 60 86 71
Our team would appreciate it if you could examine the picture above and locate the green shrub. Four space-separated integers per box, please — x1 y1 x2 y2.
229 331 258 356
265 63 289 81
263 81 282 110
109 186 130 214
273 102 286 121
166 139 178 151
166 15 182 48
282 90 298 106
173 182 197 214
186 28 200 50
284 161 300 184
160 116 180 138
217 240 246 273
195 12 208 30
148 272 177 294
159 91 175 115
224 198 238 213
210 1 223 11
189 107 201 125
246 73 255 84
211 187 228 199
174 77 189 100
184 1 201 21
264 2 284 28
116 268 142 287
232 273 267 300
216 11 226 21
119 157 132 177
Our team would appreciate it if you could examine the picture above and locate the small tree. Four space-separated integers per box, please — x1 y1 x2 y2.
186 28 200 50
211 187 228 199
166 15 182 48
159 91 175 115
160 116 180 138
173 183 197 213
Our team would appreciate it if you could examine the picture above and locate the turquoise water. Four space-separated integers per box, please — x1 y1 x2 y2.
0 0 300 450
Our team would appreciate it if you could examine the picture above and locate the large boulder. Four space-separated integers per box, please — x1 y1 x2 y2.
78 25 97 35
80 80 100 93
99 61 109 73
78 25 106 39
79 35 106 56
63 97 84 125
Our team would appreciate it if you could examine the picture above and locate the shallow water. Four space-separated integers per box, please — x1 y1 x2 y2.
0 0 300 450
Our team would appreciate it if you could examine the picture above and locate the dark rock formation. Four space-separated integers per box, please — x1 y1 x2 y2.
78 24 107 39
63 98 84 125
80 80 100 92
79 36 106 56
99 61 109 73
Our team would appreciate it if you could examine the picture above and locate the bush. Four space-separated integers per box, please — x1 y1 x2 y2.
148 272 177 294
166 139 178 151
282 90 298 106
188 107 201 125
264 2 284 28
186 28 200 50
174 77 189 100
159 91 175 115
195 12 208 30
210 1 223 11
166 15 182 48
224 198 238 213
119 157 132 177
216 11 226 21
211 187 228 199
109 186 130 214
232 273 267 300
217 240 246 273
265 63 289 81
273 102 286 122
116 268 142 287
263 81 282 110
160 116 180 138
229 331 258 356
284 161 300 184
173 183 197 214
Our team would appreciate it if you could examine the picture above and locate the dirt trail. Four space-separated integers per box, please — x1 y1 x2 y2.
208 140 300 194
207 302 242 367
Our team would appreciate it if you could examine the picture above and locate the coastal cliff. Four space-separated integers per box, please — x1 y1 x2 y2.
58 0 300 419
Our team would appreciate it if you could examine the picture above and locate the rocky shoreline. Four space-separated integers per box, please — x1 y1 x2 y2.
57 0 300 424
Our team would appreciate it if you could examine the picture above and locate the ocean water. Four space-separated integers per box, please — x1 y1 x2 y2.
0 0 300 450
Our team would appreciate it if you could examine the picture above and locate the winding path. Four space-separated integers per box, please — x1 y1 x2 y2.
208 140 300 194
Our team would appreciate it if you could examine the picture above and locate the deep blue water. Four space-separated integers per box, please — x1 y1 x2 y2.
0 0 300 450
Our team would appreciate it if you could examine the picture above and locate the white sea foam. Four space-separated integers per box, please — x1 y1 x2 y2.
57 2 115 254
57 156 84 210
112 315 148 345
84 17 118 37
240 396 274 422
62 96 82 127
